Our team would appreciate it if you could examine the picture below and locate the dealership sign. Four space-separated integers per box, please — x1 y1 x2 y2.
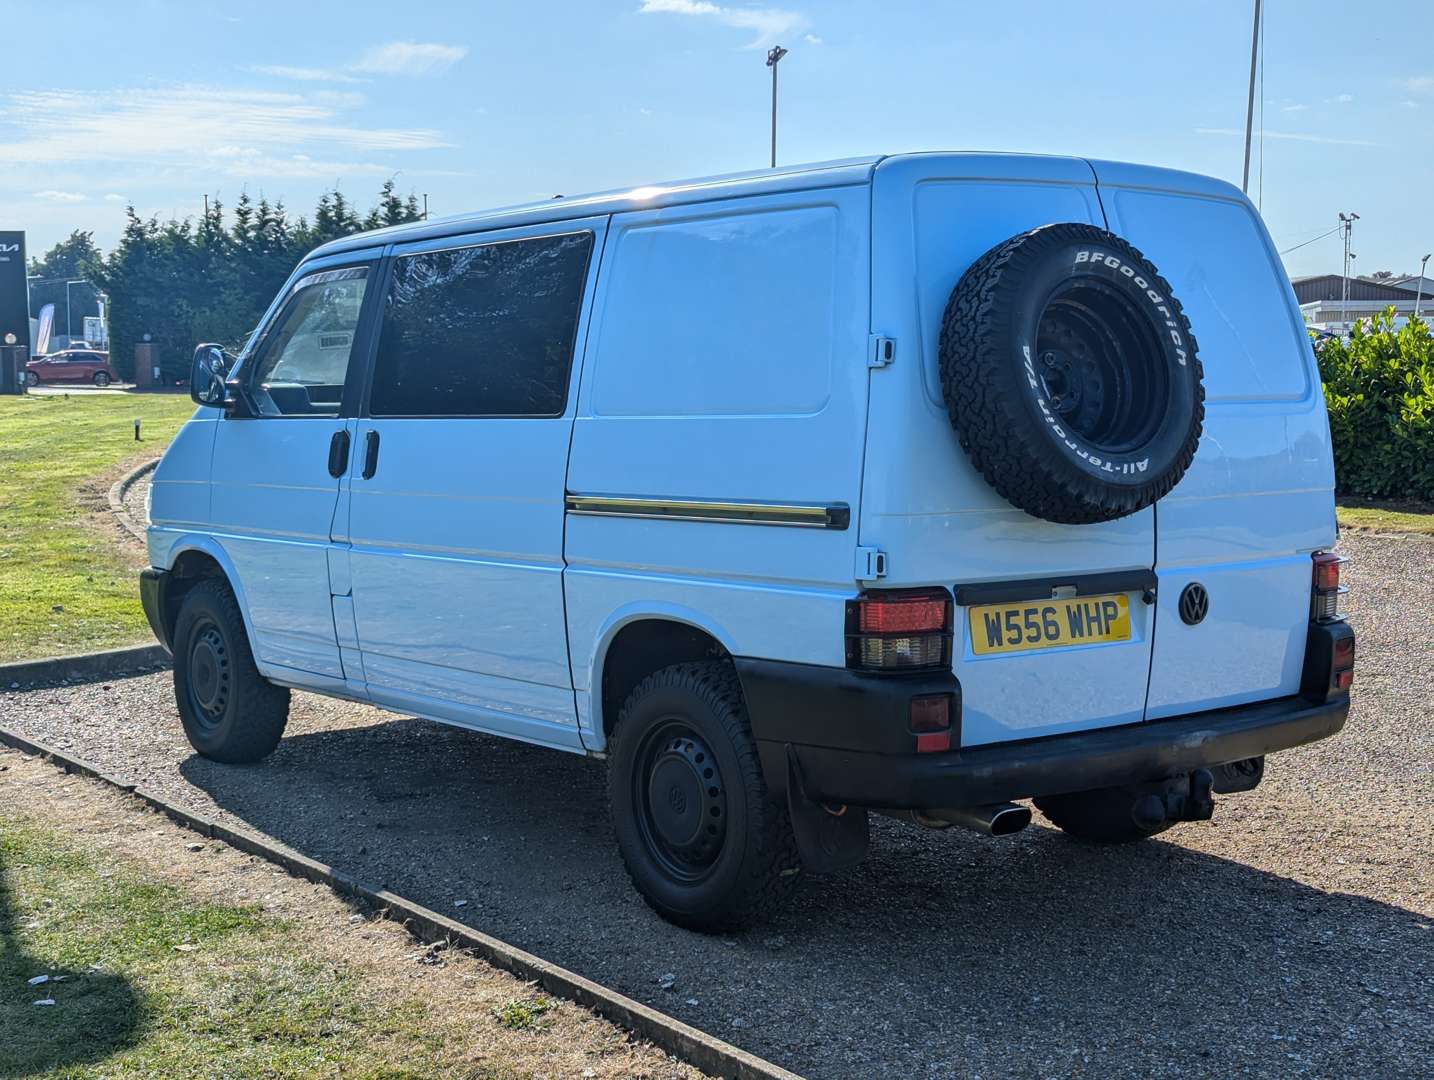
0 232 30 355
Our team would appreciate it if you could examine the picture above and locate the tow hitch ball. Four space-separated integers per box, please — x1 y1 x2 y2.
1132 768 1215 832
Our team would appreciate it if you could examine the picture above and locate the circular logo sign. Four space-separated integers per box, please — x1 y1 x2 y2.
1179 582 1209 626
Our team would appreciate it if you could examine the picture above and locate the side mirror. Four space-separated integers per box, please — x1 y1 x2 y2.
189 344 229 408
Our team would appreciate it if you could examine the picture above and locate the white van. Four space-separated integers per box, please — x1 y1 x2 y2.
141 154 1354 930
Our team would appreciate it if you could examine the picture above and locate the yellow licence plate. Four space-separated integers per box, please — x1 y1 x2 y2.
968 593 1131 656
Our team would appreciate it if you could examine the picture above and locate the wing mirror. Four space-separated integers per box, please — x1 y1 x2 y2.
189 344 231 408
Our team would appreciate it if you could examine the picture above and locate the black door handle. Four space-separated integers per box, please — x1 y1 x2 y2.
361 429 380 479
327 429 350 478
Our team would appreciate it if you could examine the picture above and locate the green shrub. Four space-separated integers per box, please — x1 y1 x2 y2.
1315 308 1434 500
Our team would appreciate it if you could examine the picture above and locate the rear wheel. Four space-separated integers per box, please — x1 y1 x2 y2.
172 578 289 763
608 661 799 931
24 371 39 387
92 371 111 387
1035 785 1176 843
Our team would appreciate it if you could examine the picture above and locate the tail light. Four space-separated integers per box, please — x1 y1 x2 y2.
845 589 952 671
1311 551 1347 621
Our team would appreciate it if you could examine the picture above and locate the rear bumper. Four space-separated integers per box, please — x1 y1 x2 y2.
736 657 1348 809
139 567 172 652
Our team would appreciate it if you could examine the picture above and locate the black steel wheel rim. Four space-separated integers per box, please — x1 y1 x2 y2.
633 719 727 884
1035 278 1170 455
186 619 231 729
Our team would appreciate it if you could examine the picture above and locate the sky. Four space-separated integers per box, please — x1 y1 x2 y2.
3 0 1430 280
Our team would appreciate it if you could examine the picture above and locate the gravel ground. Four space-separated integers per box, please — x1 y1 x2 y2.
2 530 1430 1078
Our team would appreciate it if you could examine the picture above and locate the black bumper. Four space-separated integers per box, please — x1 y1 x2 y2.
735 657 1348 810
139 568 172 652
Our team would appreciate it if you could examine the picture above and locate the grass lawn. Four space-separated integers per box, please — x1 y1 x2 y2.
1336 497 1434 536
0 393 197 662
0 751 698 1078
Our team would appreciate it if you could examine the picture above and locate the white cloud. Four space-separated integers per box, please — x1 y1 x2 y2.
803 33 822 44
1404 99 1419 109
250 64 363 84
1196 127 1377 147
103 193 127 202
1326 93 1354 104
638 0 811 48
0 86 450 170
33 189 87 202
1405 75 1434 94
351 41 467 76
1281 103 1308 112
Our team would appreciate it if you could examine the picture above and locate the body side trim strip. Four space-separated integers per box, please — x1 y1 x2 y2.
565 494 850 530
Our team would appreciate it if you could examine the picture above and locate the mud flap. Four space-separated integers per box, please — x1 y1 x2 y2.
786 747 868 874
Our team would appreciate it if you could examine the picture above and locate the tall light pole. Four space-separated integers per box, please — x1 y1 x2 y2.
1242 0 1264 194
1415 253 1431 319
1338 212 1358 328
766 45 788 169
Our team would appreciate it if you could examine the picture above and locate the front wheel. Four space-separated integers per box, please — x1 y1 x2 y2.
172 578 290 763
24 371 39 387
608 661 799 931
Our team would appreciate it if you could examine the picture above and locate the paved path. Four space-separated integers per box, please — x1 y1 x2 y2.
3 531 1430 1078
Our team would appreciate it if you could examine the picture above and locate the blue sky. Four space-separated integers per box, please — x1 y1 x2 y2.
3 0 1429 278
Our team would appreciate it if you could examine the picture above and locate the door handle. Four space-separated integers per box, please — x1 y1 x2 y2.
327 429 350 478
361 429 381 479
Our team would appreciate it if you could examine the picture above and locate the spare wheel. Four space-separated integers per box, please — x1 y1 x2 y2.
938 222 1205 525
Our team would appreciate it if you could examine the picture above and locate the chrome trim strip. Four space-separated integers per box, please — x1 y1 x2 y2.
565 494 850 530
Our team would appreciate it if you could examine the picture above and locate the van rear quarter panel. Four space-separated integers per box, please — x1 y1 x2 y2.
1091 161 1336 717
564 186 871 745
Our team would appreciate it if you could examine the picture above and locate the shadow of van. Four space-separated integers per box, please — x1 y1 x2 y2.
175 713 1432 1078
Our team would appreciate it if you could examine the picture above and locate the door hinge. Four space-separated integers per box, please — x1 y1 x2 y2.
855 546 887 581
868 335 896 369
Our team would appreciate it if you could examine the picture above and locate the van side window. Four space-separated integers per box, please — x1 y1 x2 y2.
368 232 593 418
247 266 370 417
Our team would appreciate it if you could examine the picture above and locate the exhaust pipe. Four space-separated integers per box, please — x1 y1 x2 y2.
926 802 1032 836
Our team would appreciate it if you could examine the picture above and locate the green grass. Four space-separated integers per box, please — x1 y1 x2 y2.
1336 497 1434 536
0 393 196 661
0 817 495 1078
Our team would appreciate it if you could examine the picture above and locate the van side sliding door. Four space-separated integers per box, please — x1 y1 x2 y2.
343 218 607 749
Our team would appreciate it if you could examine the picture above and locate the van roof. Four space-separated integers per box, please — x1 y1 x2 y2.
309 152 1242 260
311 155 888 257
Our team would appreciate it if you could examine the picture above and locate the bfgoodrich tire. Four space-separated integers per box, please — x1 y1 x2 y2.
940 223 1205 524
608 661 799 931
172 578 290 763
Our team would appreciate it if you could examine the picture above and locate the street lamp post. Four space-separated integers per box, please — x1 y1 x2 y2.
1338 213 1358 329
766 45 788 169
1241 0 1263 194
1415 253 1431 320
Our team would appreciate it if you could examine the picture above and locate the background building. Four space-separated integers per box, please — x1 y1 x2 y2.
1290 274 1429 334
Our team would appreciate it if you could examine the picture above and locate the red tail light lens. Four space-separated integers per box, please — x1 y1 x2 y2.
1311 552 1347 621
1312 552 1342 592
846 589 952 671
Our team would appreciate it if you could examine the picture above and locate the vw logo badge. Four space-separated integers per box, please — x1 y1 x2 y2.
1179 582 1209 626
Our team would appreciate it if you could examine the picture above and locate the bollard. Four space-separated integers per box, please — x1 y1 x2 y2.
134 419 141 441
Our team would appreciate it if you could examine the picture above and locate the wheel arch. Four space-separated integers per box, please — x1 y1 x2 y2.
584 606 739 753
152 535 260 660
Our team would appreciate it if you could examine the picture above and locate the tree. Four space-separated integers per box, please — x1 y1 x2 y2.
28 230 102 280
95 181 426 381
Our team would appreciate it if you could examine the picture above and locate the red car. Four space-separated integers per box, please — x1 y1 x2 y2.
25 349 118 387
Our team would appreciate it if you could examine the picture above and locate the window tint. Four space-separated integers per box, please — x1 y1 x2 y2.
248 266 370 416
368 232 593 418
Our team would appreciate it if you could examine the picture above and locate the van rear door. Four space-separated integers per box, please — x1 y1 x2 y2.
866 154 1156 748
1091 162 1335 718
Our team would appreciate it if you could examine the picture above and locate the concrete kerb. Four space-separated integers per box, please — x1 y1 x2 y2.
107 456 159 542
0 643 170 688
0 716 802 1080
